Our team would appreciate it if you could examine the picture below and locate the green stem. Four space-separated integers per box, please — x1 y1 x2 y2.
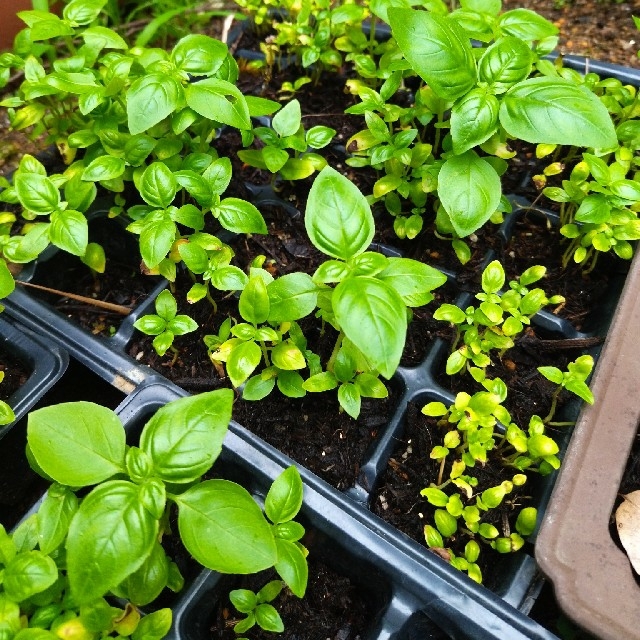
368 15 377 56
327 331 344 373
544 387 562 423
259 340 271 367
205 287 218 314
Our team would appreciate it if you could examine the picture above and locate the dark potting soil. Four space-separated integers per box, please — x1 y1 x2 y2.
210 559 377 640
0 346 29 401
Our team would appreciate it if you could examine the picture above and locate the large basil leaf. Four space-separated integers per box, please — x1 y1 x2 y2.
239 276 270 324
450 88 499 155
176 480 277 573
388 8 476 101
477 36 532 94
139 212 175 269
140 390 233 483
27 402 125 487
140 162 177 208
227 340 262 388
498 9 558 41
3 552 57 602
267 273 318 322
212 198 267 234
171 35 227 76
81 156 126 182
274 539 308 598
305 167 374 260
377 258 447 307
185 79 251 130
500 77 617 148
66 481 158 604
49 209 88 256
333 276 406 379
438 151 502 237
14 173 59 214
127 73 183 135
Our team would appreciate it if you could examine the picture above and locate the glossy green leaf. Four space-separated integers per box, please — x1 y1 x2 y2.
500 78 617 148
438 151 502 237
267 273 317 322
274 538 308 598
450 89 499 154
389 8 476 101
265 466 303 525
272 99 301 138
81 156 125 183
127 73 183 135
477 36 532 94
140 390 233 483
305 166 374 260
115 541 169 607
171 35 227 76
242 375 276 400
139 214 175 269
15 173 59 214
37 484 78 555
185 78 250 129
213 198 267 234
67 481 158 604
227 340 262 387
239 276 270 324
132 609 172 640
498 9 558 41
333 276 406 379
28 402 125 486
176 480 277 573
140 163 177 208
338 383 361 419
377 257 447 307
49 209 88 256
3 552 57 602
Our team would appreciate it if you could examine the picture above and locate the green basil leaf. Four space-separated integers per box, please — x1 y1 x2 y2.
267 273 318 322
140 162 177 208
67 481 158 604
140 390 233 483
306 126 335 149
27 402 125 486
450 88 499 155
477 36 532 94
575 194 611 223
305 166 374 260
81 26 128 50
274 538 308 598
239 276 270 324
3 552 57 602
255 604 284 633
81 156 126 183
389 8 476 101
185 78 250 130
37 484 78 555
438 151 502 237
127 73 183 135
63 0 107 25
242 375 276 400
114 541 169 607
140 213 175 269
171 35 227 76
227 340 262 387
500 77 617 148
202 157 232 196
262 147 289 174
272 99 301 138
498 9 558 41
265 466 303 525
333 276 406 379
377 257 447 307
213 197 267 234
176 480 277 573
209 265 249 290
131 609 172 640
49 209 88 256
15 173 59 214
0 261 15 299
245 96 280 117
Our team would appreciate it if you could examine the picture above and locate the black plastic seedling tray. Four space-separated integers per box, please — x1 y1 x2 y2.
112 380 560 640
0 314 68 436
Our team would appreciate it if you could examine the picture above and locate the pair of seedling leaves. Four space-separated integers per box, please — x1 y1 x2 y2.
24 390 308 612
382 6 618 238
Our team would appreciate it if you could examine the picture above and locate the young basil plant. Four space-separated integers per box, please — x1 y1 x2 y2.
238 98 336 182
26 392 308 607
